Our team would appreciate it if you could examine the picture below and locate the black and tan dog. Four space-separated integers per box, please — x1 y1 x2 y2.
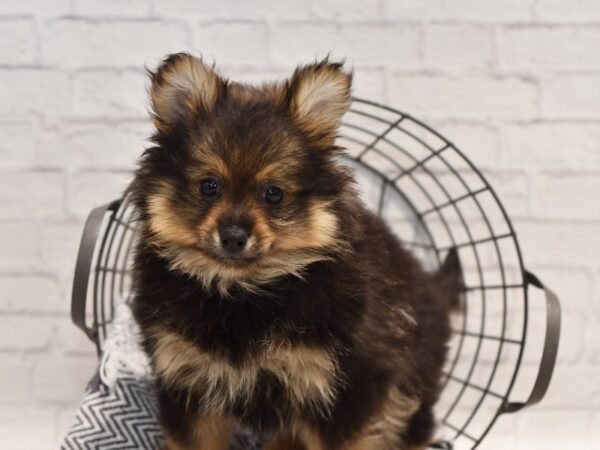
131 53 462 450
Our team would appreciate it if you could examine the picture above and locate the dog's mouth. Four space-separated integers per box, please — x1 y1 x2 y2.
212 251 262 266
198 240 266 268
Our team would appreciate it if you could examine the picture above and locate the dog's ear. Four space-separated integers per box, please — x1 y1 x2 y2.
149 53 226 132
288 59 352 144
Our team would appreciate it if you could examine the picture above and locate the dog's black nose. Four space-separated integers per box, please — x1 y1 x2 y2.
220 226 248 254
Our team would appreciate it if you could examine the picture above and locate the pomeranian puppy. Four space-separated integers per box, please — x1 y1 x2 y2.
131 53 462 450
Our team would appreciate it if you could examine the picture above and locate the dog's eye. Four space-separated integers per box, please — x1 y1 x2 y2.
200 178 220 197
264 185 284 205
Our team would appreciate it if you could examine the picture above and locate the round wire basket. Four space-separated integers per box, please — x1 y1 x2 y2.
71 98 560 449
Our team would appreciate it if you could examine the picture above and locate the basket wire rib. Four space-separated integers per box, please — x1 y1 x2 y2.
78 98 540 449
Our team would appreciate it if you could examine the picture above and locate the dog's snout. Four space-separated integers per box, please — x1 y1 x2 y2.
220 226 248 254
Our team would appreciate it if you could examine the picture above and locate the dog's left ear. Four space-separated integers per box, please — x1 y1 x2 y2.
288 60 352 144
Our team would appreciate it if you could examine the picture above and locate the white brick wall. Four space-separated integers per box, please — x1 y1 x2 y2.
0 1 598 448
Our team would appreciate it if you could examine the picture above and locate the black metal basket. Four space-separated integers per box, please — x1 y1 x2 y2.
71 98 561 449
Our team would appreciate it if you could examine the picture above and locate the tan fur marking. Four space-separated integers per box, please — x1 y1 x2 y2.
193 415 234 450
253 163 301 193
264 433 307 450
190 150 231 180
284 388 419 450
346 436 373 450
296 425 327 450
197 202 226 240
281 388 420 450
147 181 198 248
276 421 376 450
307 200 340 248
248 204 275 251
361 386 421 449
163 436 187 450
277 200 339 252
155 243 328 296
164 415 233 450
152 330 338 415
254 163 282 184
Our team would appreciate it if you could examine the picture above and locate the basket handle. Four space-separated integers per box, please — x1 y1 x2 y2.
501 271 561 413
70 201 121 343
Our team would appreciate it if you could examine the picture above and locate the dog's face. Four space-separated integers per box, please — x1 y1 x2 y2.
134 53 354 293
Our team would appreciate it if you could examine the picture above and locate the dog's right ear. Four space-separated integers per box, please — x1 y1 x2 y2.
149 53 226 132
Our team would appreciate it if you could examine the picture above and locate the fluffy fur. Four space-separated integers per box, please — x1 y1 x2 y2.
131 53 462 450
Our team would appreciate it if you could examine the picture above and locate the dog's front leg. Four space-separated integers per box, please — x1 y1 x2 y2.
156 384 234 450
162 415 234 450
264 432 307 450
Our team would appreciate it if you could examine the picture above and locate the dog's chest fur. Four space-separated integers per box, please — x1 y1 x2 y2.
151 328 339 418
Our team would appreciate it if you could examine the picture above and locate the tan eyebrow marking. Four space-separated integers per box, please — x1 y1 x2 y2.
254 163 302 194
188 150 231 182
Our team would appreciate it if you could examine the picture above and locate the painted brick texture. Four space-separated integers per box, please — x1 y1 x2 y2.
0 1 597 448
